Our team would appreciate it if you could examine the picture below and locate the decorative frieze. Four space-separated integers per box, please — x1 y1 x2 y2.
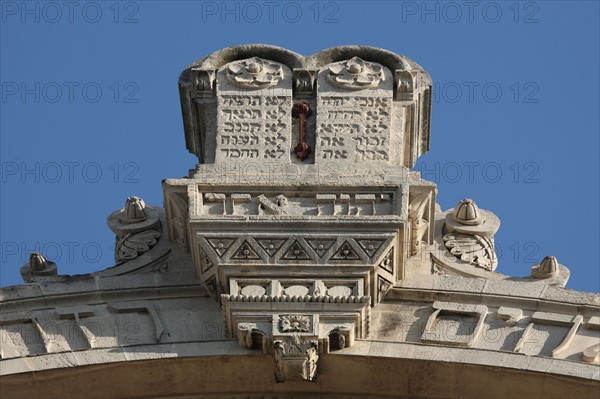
195 190 397 217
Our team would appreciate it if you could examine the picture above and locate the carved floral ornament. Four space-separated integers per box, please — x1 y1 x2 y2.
225 57 284 89
326 56 385 90
279 314 312 333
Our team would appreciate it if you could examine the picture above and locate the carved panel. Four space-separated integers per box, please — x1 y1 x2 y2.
256 238 286 257
316 59 393 164
357 239 385 258
306 239 336 257
282 241 312 261
197 189 396 217
206 237 236 258
278 315 313 333
216 58 292 163
231 240 261 261
198 234 395 268
330 241 361 261
274 336 319 382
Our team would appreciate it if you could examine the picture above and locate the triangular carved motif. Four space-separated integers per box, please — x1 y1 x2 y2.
231 240 261 260
282 240 311 260
256 238 286 256
379 247 394 274
306 239 336 257
377 275 392 302
330 241 360 260
199 246 214 273
356 239 385 258
206 238 236 258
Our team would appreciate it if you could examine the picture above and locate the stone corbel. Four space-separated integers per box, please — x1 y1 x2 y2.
322 326 355 353
238 323 270 353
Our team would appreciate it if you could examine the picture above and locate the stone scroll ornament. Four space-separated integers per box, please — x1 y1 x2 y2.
225 57 284 90
116 230 161 261
326 56 385 90
104 196 163 263
443 233 497 271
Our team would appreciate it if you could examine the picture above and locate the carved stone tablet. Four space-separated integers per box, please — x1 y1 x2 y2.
316 58 395 165
216 57 293 163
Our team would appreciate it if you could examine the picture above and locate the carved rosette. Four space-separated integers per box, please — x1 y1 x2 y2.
225 57 284 90
279 315 312 333
326 56 384 90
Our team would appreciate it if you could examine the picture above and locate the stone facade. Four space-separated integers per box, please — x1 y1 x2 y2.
1 45 598 398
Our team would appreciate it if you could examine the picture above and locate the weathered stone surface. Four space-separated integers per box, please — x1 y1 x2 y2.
1 44 598 398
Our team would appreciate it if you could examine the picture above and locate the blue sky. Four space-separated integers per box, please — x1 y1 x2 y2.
1 1 598 292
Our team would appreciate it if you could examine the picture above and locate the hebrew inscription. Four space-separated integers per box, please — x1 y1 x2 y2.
217 59 292 163
199 190 395 217
316 59 393 163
